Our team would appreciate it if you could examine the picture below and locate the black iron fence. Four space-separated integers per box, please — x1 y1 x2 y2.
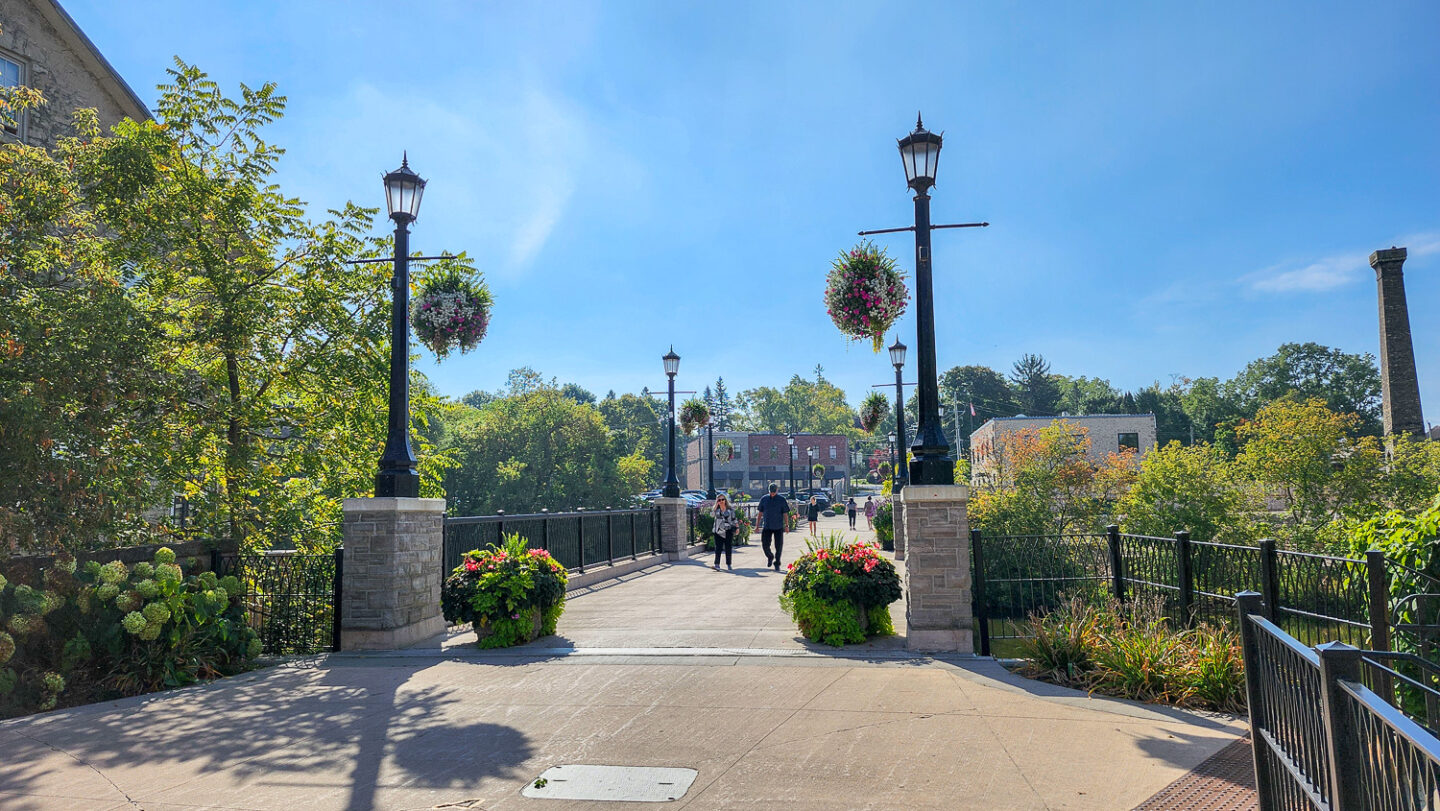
971 526 1418 657
443 507 661 576
1238 592 1440 810
213 549 341 655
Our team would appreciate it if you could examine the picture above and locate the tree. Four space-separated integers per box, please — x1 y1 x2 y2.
969 421 1136 535
559 383 596 405
1119 442 1260 543
445 388 635 514
1224 343 1382 435
1009 353 1061 416
1178 377 1240 446
1235 398 1385 547
733 374 857 436
1133 383 1191 446
710 377 733 430
940 365 1018 421
89 62 471 549
0 102 172 551
597 391 666 479
1054 376 1122 416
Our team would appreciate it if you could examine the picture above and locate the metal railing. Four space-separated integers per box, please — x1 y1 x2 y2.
213 548 342 655
969 526 1407 657
1237 592 1440 810
443 507 661 576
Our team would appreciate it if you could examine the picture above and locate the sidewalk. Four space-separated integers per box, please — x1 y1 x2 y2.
0 514 1247 810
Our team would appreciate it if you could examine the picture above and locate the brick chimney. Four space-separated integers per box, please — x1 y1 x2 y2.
1370 247 1424 437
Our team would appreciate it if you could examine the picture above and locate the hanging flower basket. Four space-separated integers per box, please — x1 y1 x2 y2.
679 398 710 436
824 241 909 352
859 392 889 433
714 438 735 463
411 266 493 359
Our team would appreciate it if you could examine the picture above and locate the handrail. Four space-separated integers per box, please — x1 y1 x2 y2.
446 507 655 525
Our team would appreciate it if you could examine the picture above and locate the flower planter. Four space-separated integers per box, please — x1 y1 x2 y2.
779 538 901 647
472 607 544 647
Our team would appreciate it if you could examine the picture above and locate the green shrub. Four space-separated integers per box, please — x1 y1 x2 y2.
441 533 568 649
0 548 258 717
873 500 894 550
779 535 900 647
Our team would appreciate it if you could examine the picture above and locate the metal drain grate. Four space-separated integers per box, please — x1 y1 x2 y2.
522 765 698 802
1134 737 1257 811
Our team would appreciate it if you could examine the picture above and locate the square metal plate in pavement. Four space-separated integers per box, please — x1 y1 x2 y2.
522 764 698 802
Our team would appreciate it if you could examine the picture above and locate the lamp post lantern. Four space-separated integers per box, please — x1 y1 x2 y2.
374 155 428 498
786 434 796 499
662 347 681 498
888 336 909 493
898 115 953 485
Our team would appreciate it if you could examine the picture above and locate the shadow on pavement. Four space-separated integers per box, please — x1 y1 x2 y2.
0 662 533 811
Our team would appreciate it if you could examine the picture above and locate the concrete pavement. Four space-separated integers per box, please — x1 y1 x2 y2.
0 514 1247 810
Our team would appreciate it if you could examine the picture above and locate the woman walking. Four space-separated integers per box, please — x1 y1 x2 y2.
846 496 858 529
711 494 738 571
864 496 877 530
806 496 820 536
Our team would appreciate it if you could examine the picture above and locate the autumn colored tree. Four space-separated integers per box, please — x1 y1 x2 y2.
970 421 1136 535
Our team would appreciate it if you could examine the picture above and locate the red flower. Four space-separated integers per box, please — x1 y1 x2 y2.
464 559 480 573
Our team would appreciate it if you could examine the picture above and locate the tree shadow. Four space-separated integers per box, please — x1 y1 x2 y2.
0 659 534 810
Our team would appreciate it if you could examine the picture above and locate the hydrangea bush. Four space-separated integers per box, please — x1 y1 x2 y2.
0 547 259 717
824 241 909 352
411 266 493 359
780 534 901 646
441 534 568 649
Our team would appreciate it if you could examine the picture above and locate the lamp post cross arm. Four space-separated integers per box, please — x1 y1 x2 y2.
856 222 989 237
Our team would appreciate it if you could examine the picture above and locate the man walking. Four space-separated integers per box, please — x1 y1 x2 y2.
757 483 790 572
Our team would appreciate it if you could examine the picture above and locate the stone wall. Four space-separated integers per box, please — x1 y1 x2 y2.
1 0 148 150
656 497 689 560
339 497 446 650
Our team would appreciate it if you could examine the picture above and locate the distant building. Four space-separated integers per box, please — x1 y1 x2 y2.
969 414 1158 484
684 432 849 496
2 0 150 149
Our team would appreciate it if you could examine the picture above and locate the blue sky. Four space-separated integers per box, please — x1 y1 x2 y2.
70 1 1440 424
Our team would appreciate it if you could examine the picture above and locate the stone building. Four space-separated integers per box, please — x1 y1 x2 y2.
684 432 849 496
1 0 149 149
968 414 1157 485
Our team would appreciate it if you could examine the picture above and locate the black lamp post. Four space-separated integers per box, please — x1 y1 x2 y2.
662 347 681 498
898 115 953 486
888 432 897 486
807 447 817 492
374 155 427 498
888 337 909 493
786 435 796 499
705 419 717 500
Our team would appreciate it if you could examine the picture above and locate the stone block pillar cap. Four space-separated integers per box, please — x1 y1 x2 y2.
1370 246 1407 268
342 496 447 513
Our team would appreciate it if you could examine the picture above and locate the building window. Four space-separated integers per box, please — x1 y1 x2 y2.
0 55 23 137
1118 432 1140 452
829 446 837 460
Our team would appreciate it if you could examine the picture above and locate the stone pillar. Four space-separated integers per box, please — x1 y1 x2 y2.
656 497 689 560
339 497 446 651
899 484 972 653
1371 247 1425 438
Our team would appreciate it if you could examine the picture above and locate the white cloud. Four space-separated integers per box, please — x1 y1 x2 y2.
1244 230 1440 294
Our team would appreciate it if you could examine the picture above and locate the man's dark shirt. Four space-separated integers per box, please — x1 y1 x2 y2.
757 493 791 530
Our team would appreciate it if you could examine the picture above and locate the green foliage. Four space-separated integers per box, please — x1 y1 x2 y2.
733 373 858 437
1224 342 1381 436
1009 353 1062 416
2 65 462 553
779 540 900 646
858 392 889 433
0 547 258 717
440 534 568 649
1120 441 1260 544
970 422 1135 536
1019 597 1244 713
678 398 710 436
872 501 894 549
444 386 640 514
